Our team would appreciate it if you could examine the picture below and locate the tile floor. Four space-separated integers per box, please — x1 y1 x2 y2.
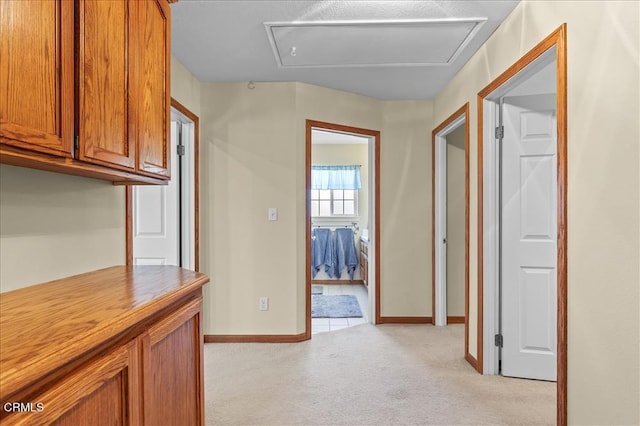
312 284 369 334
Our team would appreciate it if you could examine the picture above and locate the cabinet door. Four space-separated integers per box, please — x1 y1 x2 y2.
142 298 203 425
77 0 135 170
3 340 140 425
133 0 171 178
0 0 74 157
361 253 368 286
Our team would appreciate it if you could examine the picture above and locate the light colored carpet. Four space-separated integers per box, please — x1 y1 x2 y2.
204 324 555 425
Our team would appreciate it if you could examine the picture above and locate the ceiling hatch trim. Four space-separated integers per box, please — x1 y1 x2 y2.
264 18 488 69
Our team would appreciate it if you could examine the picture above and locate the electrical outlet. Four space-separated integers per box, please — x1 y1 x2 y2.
259 297 269 311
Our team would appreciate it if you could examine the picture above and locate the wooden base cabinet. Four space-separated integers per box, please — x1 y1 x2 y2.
0 266 208 426
142 298 204 425
6 340 140 425
360 239 369 287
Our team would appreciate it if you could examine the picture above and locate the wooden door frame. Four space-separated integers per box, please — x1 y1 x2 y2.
126 98 200 271
305 120 381 339
477 24 567 425
431 103 470 336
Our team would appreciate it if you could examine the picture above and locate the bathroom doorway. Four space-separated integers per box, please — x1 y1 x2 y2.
305 120 380 337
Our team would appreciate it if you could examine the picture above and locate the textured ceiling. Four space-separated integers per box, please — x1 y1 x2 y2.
171 1 520 100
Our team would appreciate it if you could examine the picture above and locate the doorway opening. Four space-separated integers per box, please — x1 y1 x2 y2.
432 104 470 350
126 99 200 271
305 120 380 338
478 25 567 424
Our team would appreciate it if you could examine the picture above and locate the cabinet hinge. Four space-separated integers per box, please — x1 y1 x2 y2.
74 135 79 150
177 145 185 156
494 334 503 348
495 126 504 139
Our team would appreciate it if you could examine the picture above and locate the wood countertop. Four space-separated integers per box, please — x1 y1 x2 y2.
0 265 209 401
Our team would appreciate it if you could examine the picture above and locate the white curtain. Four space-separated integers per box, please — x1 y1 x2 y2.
311 165 362 190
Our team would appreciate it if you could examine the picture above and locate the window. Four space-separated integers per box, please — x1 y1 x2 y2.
311 189 358 217
310 165 360 217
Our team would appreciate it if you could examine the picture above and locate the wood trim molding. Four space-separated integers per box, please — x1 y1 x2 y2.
477 24 568 426
464 103 471 367
305 122 312 339
431 103 470 360
378 317 432 324
465 353 479 371
125 98 200 272
204 333 308 343
311 280 364 285
305 120 381 338
373 126 381 325
447 316 465 324
556 25 568 426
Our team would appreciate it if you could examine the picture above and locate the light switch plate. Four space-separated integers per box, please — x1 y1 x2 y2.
268 208 278 221
259 297 269 311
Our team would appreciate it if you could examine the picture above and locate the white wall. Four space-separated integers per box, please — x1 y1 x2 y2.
192 79 435 334
379 100 434 317
171 54 201 117
434 1 639 423
0 165 125 292
200 82 299 335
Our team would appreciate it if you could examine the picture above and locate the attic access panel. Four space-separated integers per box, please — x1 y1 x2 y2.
265 19 487 68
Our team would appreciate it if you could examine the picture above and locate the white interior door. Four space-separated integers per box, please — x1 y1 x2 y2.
501 94 557 381
133 121 179 266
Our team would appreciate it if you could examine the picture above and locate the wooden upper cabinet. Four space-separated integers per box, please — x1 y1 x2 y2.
0 0 74 157
133 0 171 178
0 0 171 184
77 0 135 170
